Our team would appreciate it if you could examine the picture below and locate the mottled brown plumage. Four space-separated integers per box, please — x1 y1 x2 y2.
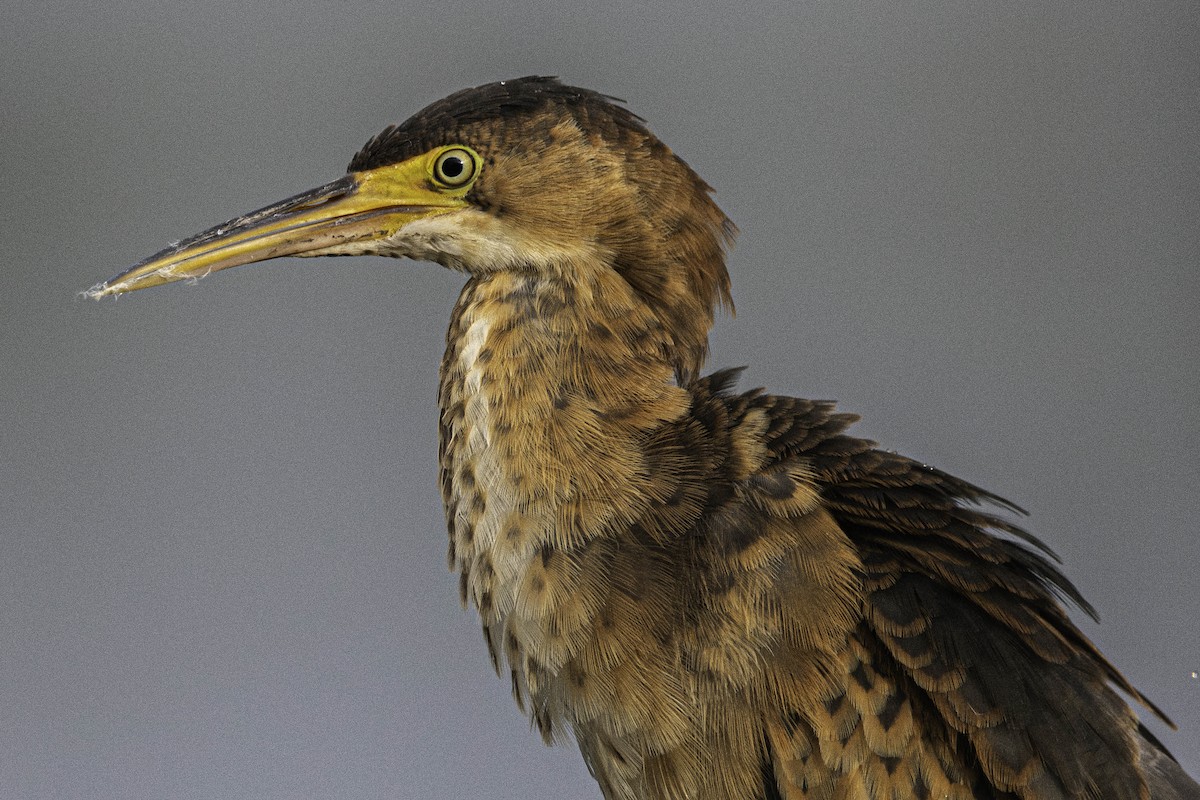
90 76 1197 800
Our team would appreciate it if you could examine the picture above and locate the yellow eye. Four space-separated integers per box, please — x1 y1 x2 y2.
433 147 479 188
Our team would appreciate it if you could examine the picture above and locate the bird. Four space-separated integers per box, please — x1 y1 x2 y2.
87 76 1197 800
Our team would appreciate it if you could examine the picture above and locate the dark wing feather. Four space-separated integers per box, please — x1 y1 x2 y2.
694 372 1196 800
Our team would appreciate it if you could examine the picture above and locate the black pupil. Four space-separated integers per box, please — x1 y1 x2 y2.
441 156 465 179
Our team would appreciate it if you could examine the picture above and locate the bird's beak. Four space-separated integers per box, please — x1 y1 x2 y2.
85 157 469 298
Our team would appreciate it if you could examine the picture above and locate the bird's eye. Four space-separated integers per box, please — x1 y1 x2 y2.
433 147 479 188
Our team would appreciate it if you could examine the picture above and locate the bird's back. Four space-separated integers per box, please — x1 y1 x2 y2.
664 370 1196 800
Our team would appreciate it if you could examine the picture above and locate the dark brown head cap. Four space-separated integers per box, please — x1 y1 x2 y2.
349 76 646 172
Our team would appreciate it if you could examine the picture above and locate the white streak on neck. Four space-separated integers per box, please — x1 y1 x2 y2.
458 314 492 451
452 312 533 619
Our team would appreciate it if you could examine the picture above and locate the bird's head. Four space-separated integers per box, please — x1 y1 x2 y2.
88 77 736 376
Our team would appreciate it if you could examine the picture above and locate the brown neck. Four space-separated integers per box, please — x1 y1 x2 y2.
437 268 692 647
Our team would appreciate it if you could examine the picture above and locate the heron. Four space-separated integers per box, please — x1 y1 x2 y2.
87 76 1198 800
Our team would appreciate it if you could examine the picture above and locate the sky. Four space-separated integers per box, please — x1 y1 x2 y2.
2 1 1197 797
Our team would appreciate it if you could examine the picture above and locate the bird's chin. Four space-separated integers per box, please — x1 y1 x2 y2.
373 211 584 277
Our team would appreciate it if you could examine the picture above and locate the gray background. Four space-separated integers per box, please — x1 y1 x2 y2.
3 1 1196 797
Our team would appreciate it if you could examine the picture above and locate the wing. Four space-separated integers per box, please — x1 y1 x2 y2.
694 370 1196 800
